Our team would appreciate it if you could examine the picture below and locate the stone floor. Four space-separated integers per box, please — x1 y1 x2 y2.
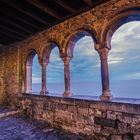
0 107 17 114
0 107 86 140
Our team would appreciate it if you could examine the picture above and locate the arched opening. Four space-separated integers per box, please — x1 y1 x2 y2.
106 13 140 49
109 18 140 98
32 54 41 93
26 50 41 94
46 43 64 95
67 31 100 97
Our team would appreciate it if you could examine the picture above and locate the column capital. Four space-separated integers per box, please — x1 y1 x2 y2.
95 42 106 49
97 48 109 60
26 64 32 67
39 59 49 66
26 61 33 67
62 56 71 65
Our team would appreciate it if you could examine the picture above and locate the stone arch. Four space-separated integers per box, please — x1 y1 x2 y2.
21 48 38 93
39 40 63 94
101 7 140 49
26 49 38 65
41 40 61 62
24 49 39 93
64 28 98 57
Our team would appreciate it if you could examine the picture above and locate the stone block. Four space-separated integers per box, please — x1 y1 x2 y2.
98 136 106 140
101 127 115 136
111 135 122 140
107 111 122 120
94 125 101 133
134 135 140 140
86 116 94 126
50 103 57 110
95 109 102 117
88 108 95 115
78 107 88 116
43 102 50 109
122 133 134 140
116 121 128 134
68 105 77 113
94 117 116 128
57 104 68 111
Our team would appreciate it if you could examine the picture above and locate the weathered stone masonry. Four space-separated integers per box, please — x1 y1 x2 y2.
0 0 140 139
20 94 140 139
0 48 5 105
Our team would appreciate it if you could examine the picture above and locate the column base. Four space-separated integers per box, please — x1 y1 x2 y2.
63 91 72 97
40 91 49 95
25 90 32 94
100 90 113 101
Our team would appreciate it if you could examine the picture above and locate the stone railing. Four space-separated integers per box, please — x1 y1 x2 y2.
19 93 140 140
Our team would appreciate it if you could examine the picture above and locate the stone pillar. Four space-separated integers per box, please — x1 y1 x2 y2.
26 64 32 93
62 56 72 96
98 48 112 101
40 60 49 95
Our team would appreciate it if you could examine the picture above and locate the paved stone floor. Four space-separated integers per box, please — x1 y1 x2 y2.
0 107 85 140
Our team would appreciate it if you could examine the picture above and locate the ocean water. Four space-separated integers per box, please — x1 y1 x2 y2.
32 80 140 99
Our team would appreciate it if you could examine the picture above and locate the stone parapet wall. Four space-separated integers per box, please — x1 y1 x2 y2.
20 94 140 139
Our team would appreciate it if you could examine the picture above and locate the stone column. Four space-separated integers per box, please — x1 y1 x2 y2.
62 56 72 96
98 48 112 101
40 60 49 95
26 64 32 93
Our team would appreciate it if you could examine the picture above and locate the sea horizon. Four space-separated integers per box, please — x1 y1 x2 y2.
32 79 140 99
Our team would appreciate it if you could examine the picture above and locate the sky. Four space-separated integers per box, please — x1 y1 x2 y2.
32 21 140 96
109 21 140 81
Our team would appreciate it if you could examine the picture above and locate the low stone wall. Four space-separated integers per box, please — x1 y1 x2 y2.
19 94 140 140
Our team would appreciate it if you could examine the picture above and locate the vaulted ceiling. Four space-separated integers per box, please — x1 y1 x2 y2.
0 0 109 46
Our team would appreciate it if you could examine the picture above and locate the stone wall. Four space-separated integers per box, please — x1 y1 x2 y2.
2 45 19 106
20 94 140 140
0 48 5 105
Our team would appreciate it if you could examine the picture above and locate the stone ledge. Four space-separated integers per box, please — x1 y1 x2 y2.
19 93 140 115
0 109 21 119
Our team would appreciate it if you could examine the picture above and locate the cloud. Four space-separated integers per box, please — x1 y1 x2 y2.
108 55 124 65
74 36 96 56
124 72 140 80
32 74 37 76
32 77 41 84
111 21 140 50
109 21 140 81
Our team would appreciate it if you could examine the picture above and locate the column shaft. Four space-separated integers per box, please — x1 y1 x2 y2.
101 57 110 92
40 61 48 95
98 48 112 101
26 65 32 93
62 57 72 96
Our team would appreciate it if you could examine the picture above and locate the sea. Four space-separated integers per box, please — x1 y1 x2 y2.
32 80 140 99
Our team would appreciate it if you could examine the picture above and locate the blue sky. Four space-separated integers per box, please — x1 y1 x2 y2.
32 21 140 84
